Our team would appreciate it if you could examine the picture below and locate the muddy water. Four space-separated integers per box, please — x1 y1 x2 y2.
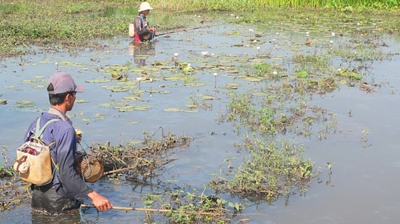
1 20 400 223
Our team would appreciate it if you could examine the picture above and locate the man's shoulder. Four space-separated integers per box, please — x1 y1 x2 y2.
40 112 74 132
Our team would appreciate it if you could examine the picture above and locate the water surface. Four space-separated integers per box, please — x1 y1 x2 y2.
1 19 400 223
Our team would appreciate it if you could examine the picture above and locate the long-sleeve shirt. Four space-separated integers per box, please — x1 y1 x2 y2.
23 110 92 202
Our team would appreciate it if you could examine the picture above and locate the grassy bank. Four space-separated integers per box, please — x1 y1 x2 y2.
0 0 399 56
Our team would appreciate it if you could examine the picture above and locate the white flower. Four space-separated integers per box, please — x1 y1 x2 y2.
55 62 58 65
256 46 260 50
276 32 279 35
337 68 342 72
273 71 277 75
236 16 239 19
330 40 333 44
201 51 208 56
249 29 254 32
213 73 218 76
357 22 360 25
174 53 179 57
331 32 335 36
230 14 234 16
211 53 214 56
253 40 257 43
136 77 142 81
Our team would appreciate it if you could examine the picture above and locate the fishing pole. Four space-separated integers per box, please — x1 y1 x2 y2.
156 24 212 37
81 204 224 216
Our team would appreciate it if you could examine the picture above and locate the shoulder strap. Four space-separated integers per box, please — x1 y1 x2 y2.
48 107 68 122
34 118 60 139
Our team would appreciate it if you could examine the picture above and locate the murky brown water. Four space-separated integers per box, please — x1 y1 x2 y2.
1 20 400 223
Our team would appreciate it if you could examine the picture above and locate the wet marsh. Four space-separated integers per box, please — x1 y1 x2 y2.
1 2 400 223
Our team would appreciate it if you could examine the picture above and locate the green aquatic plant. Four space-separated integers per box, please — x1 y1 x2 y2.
211 134 314 202
141 188 233 223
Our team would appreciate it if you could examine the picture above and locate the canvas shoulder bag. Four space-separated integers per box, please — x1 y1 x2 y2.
14 117 59 186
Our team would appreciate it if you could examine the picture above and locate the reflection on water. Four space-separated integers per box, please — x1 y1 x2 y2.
128 42 156 68
31 210 82 224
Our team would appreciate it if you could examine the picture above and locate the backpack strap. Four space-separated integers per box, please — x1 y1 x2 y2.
34 118 60 139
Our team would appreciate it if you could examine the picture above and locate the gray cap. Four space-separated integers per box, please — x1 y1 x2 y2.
47 71 84 94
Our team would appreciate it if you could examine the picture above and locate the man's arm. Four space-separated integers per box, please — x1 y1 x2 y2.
87 191 112 211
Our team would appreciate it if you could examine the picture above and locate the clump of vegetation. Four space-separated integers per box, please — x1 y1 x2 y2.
90 128 191 180
225 91 337 138
0 165 13 179
142 189 232 223
210 134 314 203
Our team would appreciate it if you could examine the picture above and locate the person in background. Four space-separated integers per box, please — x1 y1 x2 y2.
24 71 112 214
134 2 158 42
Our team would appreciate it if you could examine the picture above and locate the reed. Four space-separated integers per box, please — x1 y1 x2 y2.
152 0 400 11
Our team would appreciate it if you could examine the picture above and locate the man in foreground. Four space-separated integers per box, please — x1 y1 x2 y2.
23 71 112 214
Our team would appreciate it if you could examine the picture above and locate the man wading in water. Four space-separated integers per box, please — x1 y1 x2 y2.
23 72 112 214
133 2 158 43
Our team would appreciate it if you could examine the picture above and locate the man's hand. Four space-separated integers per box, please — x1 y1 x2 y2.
87 191 112 211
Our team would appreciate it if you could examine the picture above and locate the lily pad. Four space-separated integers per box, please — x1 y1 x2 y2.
33 76 45 79
32 84 45 89
133 105 152 111
164 108 184 112
94 114 106 120
242 76 264 82
15 100 36 108
185 82 206 87
75 99 87 104
203 95 216 100
99 103 112 108
184 109 199 113
114 105 135 112
123 96 142 101
86 79 112 83
221 83 240 89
